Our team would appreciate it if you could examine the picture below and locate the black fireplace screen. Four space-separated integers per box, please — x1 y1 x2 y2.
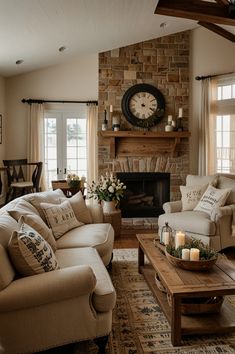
116 172 170 218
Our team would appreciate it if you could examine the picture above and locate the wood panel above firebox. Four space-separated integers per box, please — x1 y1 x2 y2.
99 131 191 158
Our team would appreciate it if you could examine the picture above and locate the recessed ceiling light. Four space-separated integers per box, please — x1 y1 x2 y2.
160 22 169 29
58 46 67 52
16 59 24 65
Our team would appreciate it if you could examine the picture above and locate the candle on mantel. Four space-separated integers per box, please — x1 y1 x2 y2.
178 107 183 118
110 105 113 113
181 248 190 261
175 231 185 249
190 248 200 261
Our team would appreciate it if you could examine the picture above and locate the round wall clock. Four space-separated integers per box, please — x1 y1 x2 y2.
121 83 165 128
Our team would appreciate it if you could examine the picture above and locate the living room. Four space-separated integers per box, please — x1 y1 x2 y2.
1 1 235 353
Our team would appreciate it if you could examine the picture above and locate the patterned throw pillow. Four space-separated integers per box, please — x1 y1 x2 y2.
19 214 57 251
194 185 231 216
8 223 59 276
180 184 208 211
40 200 83 239
60 191 92 224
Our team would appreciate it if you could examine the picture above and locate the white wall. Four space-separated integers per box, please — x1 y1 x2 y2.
6 54 98 158
190 27 235 174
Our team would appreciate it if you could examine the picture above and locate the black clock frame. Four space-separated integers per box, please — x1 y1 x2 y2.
121 83 165 128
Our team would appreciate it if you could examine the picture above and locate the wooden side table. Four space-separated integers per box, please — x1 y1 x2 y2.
103 209 122 238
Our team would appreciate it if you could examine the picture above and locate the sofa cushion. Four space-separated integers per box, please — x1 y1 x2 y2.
217 175 235 205
158 210 216 236
0 213 19 248
194 185 231 216
8 199 40 221
60 191 92 224
0 245 15 290
186 174 217 187
25 189 65 222
56 223 114 265
180 184 208 211
19 214 57 251
8 223 59 276
56 247 116 313
40 200 83 239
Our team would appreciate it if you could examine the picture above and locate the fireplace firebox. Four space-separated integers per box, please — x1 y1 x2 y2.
116 172 170 218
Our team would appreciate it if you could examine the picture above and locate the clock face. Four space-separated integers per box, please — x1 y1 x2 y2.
129 92 158 120
121 84 165 128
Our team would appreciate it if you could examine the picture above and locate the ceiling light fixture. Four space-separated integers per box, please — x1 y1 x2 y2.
58 46 67 52
16 59 24 65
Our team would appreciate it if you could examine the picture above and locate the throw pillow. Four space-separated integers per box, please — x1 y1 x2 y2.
8 223 59 276
217 175 235 205
18 214 57 251
40 200 83 239
8 199 40 221
0 213 19 248
60 191 92 224
26 189 65 223
194 185 231 215
180 184 208 211
0 245 15 290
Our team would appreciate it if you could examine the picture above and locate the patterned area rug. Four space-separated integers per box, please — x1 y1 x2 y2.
75 248 235 354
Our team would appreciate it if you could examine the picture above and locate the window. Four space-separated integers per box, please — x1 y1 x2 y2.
212 76 235 174
44 104 87 188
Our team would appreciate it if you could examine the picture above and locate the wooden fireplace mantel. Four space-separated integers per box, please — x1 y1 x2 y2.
99 130 191 158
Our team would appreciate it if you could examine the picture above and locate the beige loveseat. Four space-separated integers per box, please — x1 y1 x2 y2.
0 189 116 354
158 174 235 251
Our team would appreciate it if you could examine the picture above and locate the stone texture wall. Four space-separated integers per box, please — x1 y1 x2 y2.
98 31 190 201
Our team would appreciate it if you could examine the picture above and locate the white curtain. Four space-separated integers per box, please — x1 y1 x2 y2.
27 103 46 191
87 103 98 187
198 78 217 175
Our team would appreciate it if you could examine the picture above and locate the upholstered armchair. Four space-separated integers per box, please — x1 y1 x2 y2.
158 174 235 251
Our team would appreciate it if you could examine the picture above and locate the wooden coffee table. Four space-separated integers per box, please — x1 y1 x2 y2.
137 233 235 346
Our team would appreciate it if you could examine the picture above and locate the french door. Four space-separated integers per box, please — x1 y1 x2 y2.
44 106 87 188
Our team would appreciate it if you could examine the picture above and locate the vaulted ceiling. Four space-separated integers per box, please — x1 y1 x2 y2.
0 0 234 78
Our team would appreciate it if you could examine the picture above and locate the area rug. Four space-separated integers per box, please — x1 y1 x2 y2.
75 248 235 354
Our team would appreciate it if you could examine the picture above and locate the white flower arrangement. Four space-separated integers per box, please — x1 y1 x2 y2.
88 173 126 202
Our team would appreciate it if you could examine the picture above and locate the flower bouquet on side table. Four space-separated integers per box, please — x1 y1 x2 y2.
88 173 126 213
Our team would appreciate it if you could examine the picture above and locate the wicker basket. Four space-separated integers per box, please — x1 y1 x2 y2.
167 293 224 315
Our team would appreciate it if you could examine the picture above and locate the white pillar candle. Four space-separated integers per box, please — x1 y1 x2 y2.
110 105 113 113
168 115 173 123
163 231 170 245
181 248 190 261
190 248 200 261
175 231 185 249
178 107 183 118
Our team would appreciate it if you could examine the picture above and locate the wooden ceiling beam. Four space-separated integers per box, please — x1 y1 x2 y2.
198 21 235 42
215 0 230 7
155 0 235 26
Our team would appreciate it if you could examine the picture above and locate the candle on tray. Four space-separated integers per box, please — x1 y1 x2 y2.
175 231 185 249
181 248 190 261
163 231 170 245
190 248 200 261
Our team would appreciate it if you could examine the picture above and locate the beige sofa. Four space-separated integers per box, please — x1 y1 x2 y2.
158 174 235 251
0 189 116 354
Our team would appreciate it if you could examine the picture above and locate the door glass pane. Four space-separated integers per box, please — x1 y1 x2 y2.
44 118 57 188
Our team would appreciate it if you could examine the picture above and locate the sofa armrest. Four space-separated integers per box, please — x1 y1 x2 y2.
86 199 104 223
0 265 96 312
163 200 182 214
210 205 233 222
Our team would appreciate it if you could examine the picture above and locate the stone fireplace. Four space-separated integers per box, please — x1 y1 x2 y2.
98 30 190 206
116 172 170 218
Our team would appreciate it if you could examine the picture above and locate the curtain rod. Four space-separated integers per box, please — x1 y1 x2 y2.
195 72 234 81
22 98 98 105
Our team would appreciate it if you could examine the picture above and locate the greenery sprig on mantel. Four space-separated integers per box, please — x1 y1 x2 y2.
166 237 218 261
